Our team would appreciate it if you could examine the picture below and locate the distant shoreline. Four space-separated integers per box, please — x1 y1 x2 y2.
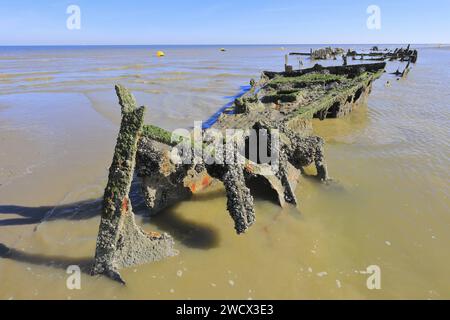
0 43 448 48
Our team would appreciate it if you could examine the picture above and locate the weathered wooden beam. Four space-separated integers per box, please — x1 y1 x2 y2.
289 52 312 56
401 61 411 78
91 85 177 283
262 62 386 79
206 141 256 234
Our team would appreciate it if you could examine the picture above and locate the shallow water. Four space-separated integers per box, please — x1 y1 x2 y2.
0 45 449 299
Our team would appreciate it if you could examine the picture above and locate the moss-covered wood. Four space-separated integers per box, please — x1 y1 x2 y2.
142 124 176 146
289 69 383 119
213 62 385 131
268 73 346 87
92 85 177 283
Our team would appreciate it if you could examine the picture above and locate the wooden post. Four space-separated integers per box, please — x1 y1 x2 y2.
91 85 177 283
284 54 293 72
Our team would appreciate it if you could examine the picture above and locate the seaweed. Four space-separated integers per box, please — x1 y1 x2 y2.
269 73 346 87
142 124 176 146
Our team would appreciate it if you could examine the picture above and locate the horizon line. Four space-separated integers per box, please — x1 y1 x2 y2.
0 43 448 47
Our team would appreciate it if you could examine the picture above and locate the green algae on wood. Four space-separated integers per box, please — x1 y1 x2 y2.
92 85 177 284
91 58 402 284
269 73 346 87
213 62 386 132
142 124 175 146
290 70 384 120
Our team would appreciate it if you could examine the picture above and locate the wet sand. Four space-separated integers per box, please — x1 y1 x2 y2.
0 45 449 299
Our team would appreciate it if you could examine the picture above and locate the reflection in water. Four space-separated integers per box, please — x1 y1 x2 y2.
0 45 449 299
312 102 370 144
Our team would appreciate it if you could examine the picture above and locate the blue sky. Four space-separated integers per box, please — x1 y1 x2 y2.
0 0 449 45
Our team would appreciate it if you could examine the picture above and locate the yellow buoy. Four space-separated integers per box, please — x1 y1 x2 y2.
156 50 165 57
220 48 226 52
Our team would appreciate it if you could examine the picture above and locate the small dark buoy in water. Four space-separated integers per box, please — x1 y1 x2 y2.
220 48 226 52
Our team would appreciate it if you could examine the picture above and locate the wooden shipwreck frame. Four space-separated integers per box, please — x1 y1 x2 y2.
91 47 416 283
289 44 418 63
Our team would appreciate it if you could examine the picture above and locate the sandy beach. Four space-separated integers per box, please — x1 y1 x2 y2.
0 45 449 299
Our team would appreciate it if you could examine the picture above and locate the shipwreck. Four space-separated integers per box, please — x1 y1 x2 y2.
289 44 418 63
91 47 416 283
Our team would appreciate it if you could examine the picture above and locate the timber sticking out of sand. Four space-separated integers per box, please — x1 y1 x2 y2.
289 45 418 63
91 85 177 283
92 50 415 283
